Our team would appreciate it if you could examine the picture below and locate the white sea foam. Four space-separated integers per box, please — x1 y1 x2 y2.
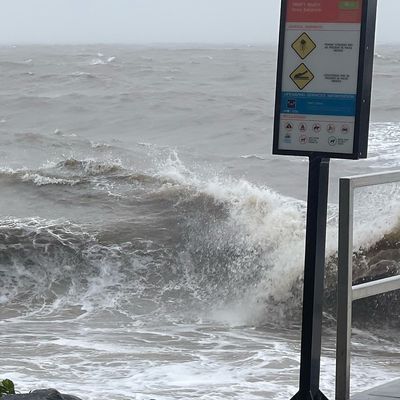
375 52 386 60
90 56 116 65
70 71 96 78
90 58 106 65
240 154 266 160
368 122 400 168
138 142 154 147
21 173 79 186
90 141 112 149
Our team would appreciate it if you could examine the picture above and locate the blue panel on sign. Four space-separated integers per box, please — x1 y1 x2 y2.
281 92 356 117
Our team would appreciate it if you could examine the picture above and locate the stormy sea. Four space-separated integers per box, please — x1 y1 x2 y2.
0 44 399 399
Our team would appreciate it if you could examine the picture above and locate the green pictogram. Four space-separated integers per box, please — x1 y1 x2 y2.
339 1 360 10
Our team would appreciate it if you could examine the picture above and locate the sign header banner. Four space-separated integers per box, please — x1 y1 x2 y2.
286 1 362 23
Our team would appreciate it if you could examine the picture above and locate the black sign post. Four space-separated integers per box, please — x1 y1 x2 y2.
292 155 330 400
273 1 377 399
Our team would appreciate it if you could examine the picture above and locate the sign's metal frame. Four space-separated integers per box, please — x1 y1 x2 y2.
273 0 377 160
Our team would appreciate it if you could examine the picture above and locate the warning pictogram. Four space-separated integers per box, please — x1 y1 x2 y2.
299 123 307 132
291 32 316 60
290 63 314 90
285 122 293 132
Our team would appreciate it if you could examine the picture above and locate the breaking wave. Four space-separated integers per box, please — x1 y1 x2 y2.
0 153 399 326
0 159 125 186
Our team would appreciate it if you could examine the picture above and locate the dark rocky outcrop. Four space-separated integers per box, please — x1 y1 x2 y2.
4 389 82 400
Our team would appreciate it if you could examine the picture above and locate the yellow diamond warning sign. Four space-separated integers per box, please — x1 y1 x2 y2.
291 32 316 60
290 63 314 90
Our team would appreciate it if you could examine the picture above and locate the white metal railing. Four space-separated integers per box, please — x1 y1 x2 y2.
336 171 400 400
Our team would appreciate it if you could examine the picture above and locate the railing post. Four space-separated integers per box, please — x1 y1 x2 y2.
335 170 400 399
336 178 354 400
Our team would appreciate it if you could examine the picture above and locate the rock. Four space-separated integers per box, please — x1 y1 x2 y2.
4 389 82 400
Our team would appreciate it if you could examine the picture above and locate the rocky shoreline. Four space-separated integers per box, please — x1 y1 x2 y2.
4 389 82 400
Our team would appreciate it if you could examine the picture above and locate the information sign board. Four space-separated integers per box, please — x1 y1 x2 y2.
273 0 377 159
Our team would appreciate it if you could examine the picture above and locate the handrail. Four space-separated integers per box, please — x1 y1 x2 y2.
341 170 400 189
335 170 400 400
352 275 400 301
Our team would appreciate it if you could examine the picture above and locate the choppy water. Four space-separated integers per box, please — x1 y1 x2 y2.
0 44 399 399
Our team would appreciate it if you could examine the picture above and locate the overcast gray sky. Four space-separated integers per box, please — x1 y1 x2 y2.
0 0 398 45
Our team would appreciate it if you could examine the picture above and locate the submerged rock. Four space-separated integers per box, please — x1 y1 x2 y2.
4 389 82 400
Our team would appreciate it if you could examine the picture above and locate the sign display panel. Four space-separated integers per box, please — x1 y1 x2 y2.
273 0 377 159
